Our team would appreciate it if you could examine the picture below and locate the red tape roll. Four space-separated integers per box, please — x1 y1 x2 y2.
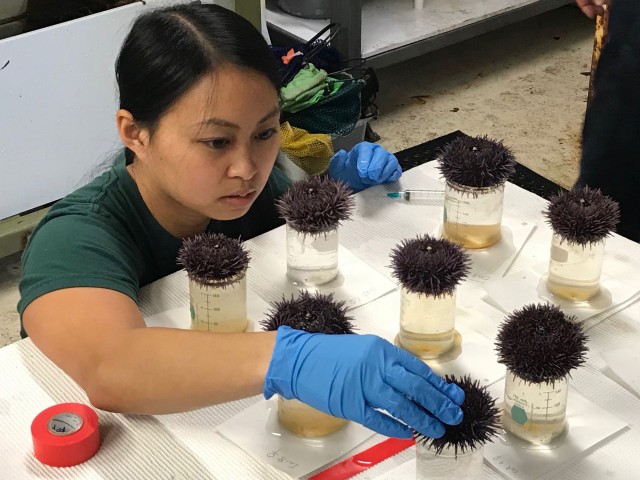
31 403 101 467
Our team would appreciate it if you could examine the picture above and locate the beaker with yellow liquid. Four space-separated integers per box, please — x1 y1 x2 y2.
443 182 505 249
177 232 250 333
495 304 588 449
261 291 355 437
543 187 619 303
188 274 248 332
390 235 469 360
502 370 568 447
437 135 516 249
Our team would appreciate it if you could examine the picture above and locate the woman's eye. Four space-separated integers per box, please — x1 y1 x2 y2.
205 138 230 149
256 129 277 141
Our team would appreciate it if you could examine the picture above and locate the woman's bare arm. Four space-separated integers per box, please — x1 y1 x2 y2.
22 287 277 414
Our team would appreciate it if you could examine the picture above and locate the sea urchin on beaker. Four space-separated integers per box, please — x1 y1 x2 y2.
177 233 250 333
495 304 588 447
414 375 500 480
276 176 354 286
438 136 516 249
543 186 620 302
261 291 355 437
390 235 470 359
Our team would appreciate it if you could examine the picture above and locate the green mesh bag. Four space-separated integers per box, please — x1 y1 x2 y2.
284 74 365 137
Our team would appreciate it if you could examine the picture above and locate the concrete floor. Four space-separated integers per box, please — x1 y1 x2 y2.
0 5 595 348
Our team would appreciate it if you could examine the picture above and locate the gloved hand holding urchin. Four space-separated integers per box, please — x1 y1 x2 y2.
263 306 466 439
328 141 402 192
415 375 500 456
261 292 356 435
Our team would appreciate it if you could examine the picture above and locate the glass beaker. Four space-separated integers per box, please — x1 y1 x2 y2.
546 234 605 302
502 369 568 447
443 182 505 249
398 288 456 359
286 224 338 286
416 443 484 480
189 274 247 332
278 397 348 437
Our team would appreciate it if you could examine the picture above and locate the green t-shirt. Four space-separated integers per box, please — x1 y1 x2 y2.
17 152 290 337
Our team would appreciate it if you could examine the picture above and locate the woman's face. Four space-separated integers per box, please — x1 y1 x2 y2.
141 65 281 222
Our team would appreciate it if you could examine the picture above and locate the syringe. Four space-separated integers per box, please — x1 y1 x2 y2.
386 190 445 201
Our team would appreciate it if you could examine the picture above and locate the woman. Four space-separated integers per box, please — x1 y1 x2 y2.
18 3 463 440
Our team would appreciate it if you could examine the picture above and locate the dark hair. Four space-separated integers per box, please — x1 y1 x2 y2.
116 2 281 160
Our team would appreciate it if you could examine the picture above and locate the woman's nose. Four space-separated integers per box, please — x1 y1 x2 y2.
227 145 257 180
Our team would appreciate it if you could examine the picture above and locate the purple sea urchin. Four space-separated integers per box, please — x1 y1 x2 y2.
276 176 354 234
495 303 588 383
261 291 355 334
390 235 470 296
544 186 620 246
437 135 516 189
177 233 250 287
415 375 500 456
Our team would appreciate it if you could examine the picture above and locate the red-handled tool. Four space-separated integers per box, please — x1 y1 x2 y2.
309 437 415 480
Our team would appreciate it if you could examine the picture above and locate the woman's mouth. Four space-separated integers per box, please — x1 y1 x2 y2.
220 190 257 208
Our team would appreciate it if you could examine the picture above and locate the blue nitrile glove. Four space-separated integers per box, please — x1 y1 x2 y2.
328 142 402 192
264 326 464 439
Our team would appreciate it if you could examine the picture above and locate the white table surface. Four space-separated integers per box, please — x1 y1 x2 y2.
2 161 640 480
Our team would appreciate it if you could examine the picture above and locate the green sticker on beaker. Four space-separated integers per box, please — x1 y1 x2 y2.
511 405 528 425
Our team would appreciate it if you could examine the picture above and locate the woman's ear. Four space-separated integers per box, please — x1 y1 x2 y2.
116 109 150 160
